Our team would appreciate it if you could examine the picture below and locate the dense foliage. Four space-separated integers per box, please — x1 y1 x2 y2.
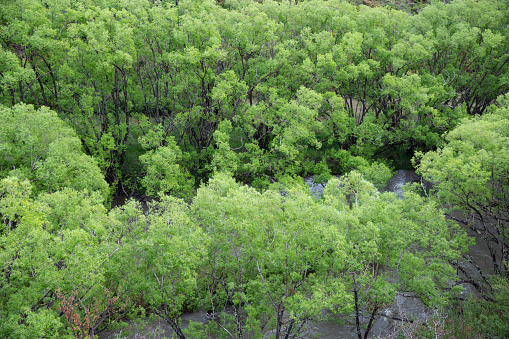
416 95 509 282
2 0 508 190
1 0 508 338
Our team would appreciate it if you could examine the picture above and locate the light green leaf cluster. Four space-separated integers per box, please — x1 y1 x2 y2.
0 176 118 338
210 120 240 174
0 104 129 338
415 96 509 276
323 171 467 314
114 195 208 336
191 172 352 337
0 104 109 199
139 128 194 197
187 171 466 337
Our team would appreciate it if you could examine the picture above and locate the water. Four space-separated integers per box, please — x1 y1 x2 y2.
99 310 360 339
99 310 211 339
303 175 340 198
303 170 432 200
382 169 432 199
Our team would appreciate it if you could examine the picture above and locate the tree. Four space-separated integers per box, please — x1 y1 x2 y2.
0 104 127 338
322 171 469 339
0 177 126 338
0 177 62 338
411 0 509 116
0 104 109 199
415 95 509 283
192 173 351 338
118 195 208 339
138 125 194 198
190 172 467 339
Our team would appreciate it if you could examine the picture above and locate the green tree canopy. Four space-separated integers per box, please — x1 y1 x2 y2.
415 95 509 281
0 104 109 199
